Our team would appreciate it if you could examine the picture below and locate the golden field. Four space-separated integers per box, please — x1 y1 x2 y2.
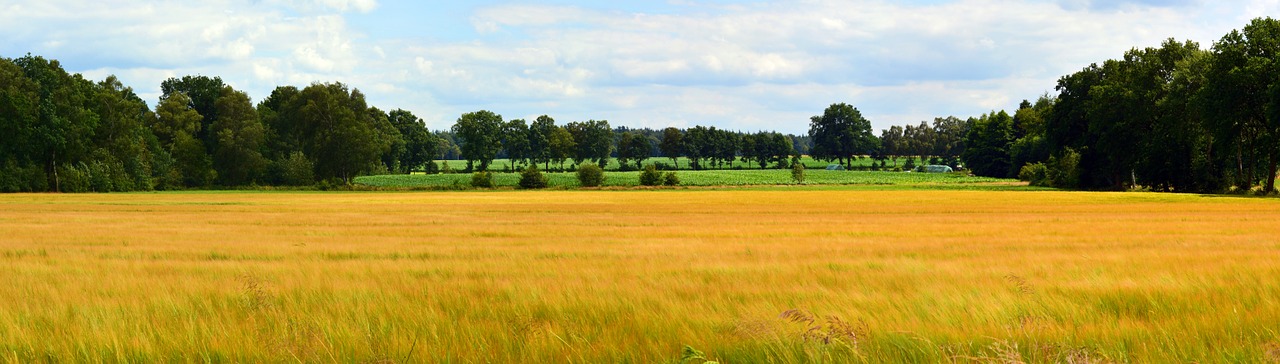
1 189 1278 362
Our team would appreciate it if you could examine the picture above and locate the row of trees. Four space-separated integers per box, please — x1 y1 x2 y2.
449 111 800 172
0 55 444 191
961 17 1280 194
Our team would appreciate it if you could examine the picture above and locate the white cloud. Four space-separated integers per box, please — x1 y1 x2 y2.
0 0 1267 134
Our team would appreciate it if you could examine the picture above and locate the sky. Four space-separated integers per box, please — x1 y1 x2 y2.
2 0 1277 134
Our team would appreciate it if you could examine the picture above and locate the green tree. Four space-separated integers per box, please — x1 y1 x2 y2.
388 109 437 174
1204 18 1280 193
529 115 556 169
660 127 684 169
154 92 215 186
548 126 575 170
618 131 651 170
503 119 531 169
452 110 504 171
160 75 225 152
296 83 388 183
212 86 266 186
808 103 876 169
961 111 1014 178
565 120 613 167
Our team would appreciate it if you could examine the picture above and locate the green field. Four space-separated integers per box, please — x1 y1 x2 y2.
434 155 923 172
355 170 1010 189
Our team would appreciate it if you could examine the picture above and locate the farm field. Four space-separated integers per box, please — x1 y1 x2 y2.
355 169 1008 189
1 189 1279 362
433 155 919 172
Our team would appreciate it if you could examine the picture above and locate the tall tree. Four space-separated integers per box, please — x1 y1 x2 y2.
295 83 388 183
660 127 684 169
160 75 225 152
154 92 214 187
808 103 876 169
548 126 575 170
565 120 613 167
1205 17 1280 193
503 119 531 169
618 131 652 169
961 111 1015 178
212 86 266 186
529 115 555 169
452 110 504 171
388 109 437 174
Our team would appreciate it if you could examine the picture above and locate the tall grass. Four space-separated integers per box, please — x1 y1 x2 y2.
0 190 1278 362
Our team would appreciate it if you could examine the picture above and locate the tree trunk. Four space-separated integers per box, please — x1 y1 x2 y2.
1267 152 1278 194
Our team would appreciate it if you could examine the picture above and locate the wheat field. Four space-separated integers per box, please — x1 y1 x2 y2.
1 189 1278 362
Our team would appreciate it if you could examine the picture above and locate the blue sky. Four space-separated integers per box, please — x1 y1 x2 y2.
1 0 1275 134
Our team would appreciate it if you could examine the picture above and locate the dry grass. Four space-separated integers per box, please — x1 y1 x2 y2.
0 189 1278 362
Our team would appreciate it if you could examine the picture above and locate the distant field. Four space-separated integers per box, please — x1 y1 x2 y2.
434 155 919 172
1 189 1278 362
355 170 1007 188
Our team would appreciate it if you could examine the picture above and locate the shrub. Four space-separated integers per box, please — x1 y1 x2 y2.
662 172 680 186
470 171 494 188
902 158 917 171
422 160 440 174
639 164 662 186
518 165 548 189
276 151 315 186
1046 148 1081 189
56 163 91 193
1018 162 1050 186
792 161 805 184
576 163 604 187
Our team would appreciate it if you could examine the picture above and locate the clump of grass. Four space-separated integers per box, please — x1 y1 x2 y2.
778 309 868 348
1005 275 1035 295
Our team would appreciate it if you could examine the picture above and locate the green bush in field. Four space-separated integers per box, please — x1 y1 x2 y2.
1018 162 1049 186
577 163 604 187
639 164 662 186
791 161 805 184
662 172 679 186
470 171 494 188
518 165 548 189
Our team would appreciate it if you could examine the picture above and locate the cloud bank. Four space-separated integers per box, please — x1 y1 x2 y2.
1 0 1270 133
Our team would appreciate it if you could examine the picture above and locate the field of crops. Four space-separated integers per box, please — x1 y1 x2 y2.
2 189 1278 362
436 155 917 172
355 170 1008 188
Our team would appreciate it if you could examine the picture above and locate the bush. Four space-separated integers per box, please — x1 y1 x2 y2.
662 172 680 186
422 160 440 174
56 163 91 193
518 165 548 189
470 171 494 188
275 151 315 186
1018 162 1050 186
576 163 604 187
902 158 917 171
639 164 662 186
792 161 805 184
1047 148 1081 189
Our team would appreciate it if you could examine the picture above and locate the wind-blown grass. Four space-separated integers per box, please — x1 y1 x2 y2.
1 190 1278 362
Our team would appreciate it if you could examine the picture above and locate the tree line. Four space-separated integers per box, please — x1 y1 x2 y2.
960 17 1280 194
0 52 979 192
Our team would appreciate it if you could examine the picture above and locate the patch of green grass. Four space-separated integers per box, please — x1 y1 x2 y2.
355 170 1015 189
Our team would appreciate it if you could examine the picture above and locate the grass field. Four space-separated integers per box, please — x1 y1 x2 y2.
355 170 1009 189
2 189 1279 362
435 155 919 172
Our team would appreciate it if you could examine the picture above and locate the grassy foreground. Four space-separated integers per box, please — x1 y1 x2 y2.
1 189 1279 362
